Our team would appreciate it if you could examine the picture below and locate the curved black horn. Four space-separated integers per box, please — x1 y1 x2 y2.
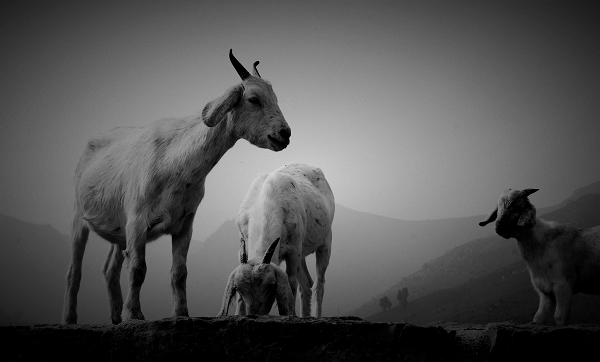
229 49 250 80
262 238 280 264
252 61 261 78
239 237 248 264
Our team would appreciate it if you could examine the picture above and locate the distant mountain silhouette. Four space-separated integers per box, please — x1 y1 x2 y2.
2 180 599 324
0 213 205 324
185 205 497 317
364 193 600 324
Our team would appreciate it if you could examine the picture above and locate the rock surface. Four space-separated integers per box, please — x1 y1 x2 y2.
1 316 598 361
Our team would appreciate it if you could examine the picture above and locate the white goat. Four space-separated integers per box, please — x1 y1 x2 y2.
479 188 600 326
218 163 335 317
62 50 291 324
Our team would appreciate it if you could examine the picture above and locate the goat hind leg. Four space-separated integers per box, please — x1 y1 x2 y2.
297 258 312 317
312 241 331 317
102 244 125 324
62 216 89 324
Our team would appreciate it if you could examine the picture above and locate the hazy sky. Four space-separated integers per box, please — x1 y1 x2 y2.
1 0 599 242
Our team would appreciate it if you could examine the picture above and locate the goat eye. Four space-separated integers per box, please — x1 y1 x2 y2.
248 97 261 106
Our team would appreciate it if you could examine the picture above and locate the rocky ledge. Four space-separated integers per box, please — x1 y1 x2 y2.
1 316 599 361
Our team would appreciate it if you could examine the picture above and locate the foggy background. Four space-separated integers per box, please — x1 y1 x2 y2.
1 1 600 323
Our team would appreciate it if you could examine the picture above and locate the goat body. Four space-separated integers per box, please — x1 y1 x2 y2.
480 188 600 325
62 51 291 324
219 163 335 317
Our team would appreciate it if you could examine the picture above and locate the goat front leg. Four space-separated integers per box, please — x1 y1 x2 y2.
170 214 194 317
533 290 556 325
102 243 125 324
235 293 246 316
553 282 573 326
285 256 300 316
122 219 147 321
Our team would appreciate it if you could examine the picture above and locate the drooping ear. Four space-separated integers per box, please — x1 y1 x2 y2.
239 237 248 264
518 203 537 229
274 268 295 316
521 188 539 198
479 207 498 227
201 84 243 127
216 269 238 317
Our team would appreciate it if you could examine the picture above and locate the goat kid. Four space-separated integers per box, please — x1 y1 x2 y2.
479 188 600 326
62 50 291 324
217 238 295 316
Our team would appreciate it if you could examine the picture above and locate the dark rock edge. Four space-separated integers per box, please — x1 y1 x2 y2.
1 316 599 361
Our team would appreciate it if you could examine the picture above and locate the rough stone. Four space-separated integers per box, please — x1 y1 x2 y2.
1 316 599 361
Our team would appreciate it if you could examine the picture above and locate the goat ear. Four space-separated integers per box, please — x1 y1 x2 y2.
217 269 238 317
479 207 498 227
518 204 537 229
201 84 243 127
521 188 539 198
239 238 248 264
275 269 295 316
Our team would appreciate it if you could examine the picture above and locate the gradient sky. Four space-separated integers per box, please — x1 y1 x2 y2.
1 0 599 243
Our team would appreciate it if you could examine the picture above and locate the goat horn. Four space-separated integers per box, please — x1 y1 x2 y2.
239 237 248 264
262 238 280 264
229 49 250 80
252 61 261 78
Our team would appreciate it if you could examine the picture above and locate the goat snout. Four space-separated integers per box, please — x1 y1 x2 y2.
495 222 514 239
268 126 291 150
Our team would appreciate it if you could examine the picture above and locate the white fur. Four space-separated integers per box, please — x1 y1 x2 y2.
480 188 600 326
62 51 291 324
220 163 335 317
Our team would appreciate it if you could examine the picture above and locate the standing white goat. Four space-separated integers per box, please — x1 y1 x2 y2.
62 50 291 324
479 188 600 326
218 163 335 317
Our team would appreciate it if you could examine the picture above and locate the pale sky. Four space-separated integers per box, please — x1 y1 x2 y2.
1 0 599 242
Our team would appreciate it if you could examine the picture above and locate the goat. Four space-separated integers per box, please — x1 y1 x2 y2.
217 238 295 316
218 163 335 317
479 188 600 326
62 50 291 324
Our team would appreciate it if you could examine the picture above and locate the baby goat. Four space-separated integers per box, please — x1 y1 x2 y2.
62 50 291 324
219 163 335 317
217 238 295 316
479 188 600 325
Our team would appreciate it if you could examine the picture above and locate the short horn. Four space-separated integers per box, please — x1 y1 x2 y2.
239 237 248 264
252 61 261 78
229 49 250 80
262 238 280 264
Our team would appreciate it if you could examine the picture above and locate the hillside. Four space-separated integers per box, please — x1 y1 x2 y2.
364 193 600 324
2 180 599 324
367 260 600 325
186 204 497 317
